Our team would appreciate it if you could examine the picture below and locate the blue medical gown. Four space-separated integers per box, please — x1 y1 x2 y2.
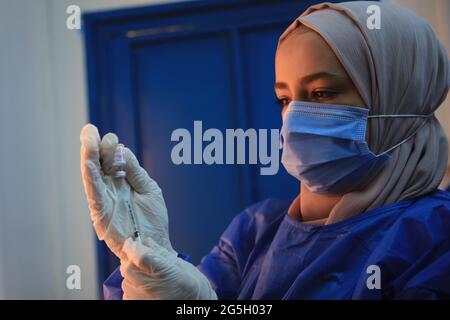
103 189 450 299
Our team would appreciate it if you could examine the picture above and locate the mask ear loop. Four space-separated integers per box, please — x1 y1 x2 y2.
367 113 435 156
368 114 433 119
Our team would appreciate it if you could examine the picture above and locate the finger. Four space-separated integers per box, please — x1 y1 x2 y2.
122 237 170 274
100 132 119 175
80 135 101 179
80 124 101 170
124 148 160 195
81 158 109 216
80 123 101 143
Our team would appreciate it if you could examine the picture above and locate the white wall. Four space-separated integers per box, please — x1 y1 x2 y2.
0 0 189 299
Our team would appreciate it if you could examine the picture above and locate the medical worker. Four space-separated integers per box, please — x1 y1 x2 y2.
80 1 450 299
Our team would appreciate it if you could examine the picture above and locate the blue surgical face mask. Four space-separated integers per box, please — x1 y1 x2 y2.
280 101 433 194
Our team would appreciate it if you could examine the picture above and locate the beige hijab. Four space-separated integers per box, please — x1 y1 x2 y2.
279 1 450 224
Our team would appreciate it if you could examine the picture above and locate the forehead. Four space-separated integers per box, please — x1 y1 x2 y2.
275 29 347 80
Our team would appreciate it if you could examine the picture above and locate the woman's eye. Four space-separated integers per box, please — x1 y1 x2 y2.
312 90 336 100
275 97 290 107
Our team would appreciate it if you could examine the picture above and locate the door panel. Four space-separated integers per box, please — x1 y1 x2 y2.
133 32 244 259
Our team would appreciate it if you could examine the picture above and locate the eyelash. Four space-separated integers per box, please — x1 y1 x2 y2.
275 90 337 108
312 90 337 100
275 97 290 107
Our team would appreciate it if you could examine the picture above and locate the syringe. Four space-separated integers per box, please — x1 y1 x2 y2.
113 144 141 241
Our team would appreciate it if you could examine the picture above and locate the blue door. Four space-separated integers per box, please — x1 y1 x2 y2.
83 0 341 293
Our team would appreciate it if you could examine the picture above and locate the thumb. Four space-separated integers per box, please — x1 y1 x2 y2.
122 237 174 274
124 148 161 195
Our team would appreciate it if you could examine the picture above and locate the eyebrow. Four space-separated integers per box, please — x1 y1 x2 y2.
274 71 348 91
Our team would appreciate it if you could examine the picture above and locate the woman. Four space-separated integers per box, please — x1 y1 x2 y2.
80 1 450 299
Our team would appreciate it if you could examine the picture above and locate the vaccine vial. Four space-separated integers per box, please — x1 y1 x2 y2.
113 144 126 178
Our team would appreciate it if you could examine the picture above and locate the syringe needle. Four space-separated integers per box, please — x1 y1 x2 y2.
126 200 141 241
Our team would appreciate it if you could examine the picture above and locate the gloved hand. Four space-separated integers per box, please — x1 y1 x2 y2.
80 124 217 299
80 124 174 258
120 237 217 299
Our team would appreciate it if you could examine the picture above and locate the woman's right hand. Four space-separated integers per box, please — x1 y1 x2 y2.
80 124 217 299
80 124 175 259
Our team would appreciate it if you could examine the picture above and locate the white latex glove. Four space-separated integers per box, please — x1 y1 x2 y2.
120 237 217 300
80 124 173 258
80 124 217 299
